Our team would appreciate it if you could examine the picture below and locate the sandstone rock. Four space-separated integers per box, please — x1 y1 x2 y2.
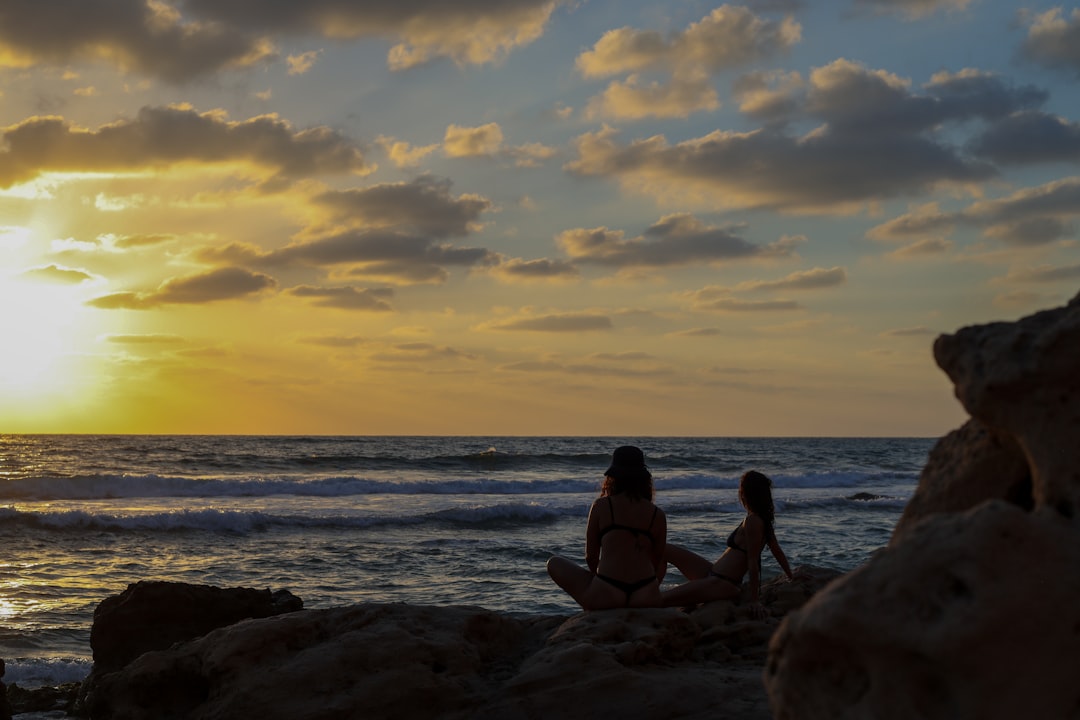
76 568 838 720
767 502 1080 719
76 580 302 716
765 291 1080 720
892 418 1030 540
88 580 303 674
933 291 1080 517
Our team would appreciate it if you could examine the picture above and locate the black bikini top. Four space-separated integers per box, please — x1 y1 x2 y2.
726 521 746 552
727 515 773 566
597 496 658 545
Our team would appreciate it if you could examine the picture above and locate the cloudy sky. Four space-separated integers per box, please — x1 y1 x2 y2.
1 0 1078 436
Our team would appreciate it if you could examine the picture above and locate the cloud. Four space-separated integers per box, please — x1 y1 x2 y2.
102 334 184 344
444 123 504 158
0 0 569 81
585 76 720 120
87 266 276 309
734 70 805 124
566 62 1053 213
867 177 1080 247
967 111 1080 165
378 136 440 168
311 176 492 237
576 7 800 80
1004 263 1080 284
692 297 803 312
483 311 613 332
194 177 498 284
286 285 394 311
887 238 953 259
298 335 368 348
286 50 322 75
507 142 558 168
488 257 580 283
0 0 274 83
0 105 370 189
18 264 93 284
733 266 847 292
852 0 973 19
1020 8 1080 76
370 343 477 363
112 233 175 249
264 230 495 282
670 327 724 337
576 6 800 120
556 214 798 269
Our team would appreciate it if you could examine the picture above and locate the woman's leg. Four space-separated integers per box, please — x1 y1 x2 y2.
664 544 714 581
546 556 597 608
661 576 740 608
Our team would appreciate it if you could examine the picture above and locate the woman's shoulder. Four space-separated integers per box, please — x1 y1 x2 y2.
744 513 766 529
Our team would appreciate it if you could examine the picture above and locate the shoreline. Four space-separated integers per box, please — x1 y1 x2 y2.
2 568 841 720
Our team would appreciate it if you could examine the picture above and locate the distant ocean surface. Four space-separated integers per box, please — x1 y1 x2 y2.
0 434 934 689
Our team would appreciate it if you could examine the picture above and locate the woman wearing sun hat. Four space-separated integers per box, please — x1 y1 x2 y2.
547 445 667 610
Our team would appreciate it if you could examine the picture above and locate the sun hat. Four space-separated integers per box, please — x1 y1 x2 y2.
605 445 648 479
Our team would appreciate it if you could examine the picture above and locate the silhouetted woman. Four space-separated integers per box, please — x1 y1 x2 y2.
547 445 667 610
661 470 794 617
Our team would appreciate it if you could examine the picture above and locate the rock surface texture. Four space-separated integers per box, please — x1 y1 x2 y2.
765 291 1080 720
77 568 840 720
77 580 303 713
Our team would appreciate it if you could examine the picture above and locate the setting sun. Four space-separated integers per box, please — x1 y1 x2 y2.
0 262 100 405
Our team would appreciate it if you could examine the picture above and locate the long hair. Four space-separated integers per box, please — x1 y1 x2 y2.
739 470 775 527
601 468 654 502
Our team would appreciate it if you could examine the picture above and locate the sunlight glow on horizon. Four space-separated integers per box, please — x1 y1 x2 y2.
0 1 1076 436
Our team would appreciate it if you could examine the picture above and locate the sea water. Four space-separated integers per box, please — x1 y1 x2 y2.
0 434 934 688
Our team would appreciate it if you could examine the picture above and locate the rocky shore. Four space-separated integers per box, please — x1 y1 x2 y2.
2 568 840 720
3 290 1077 719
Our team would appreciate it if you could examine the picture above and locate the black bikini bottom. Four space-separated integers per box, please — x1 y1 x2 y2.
597 573 657 604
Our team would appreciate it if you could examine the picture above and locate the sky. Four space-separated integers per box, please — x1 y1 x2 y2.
1 0 1078 436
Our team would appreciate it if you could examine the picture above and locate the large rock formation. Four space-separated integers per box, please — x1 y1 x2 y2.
77 581 302 714
765 291 1080 719
77 568 840 720
88 581 303 674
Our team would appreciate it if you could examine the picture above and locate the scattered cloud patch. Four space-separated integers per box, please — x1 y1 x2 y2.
444 123 504 158
1020 8 1080 76
566 60 1052 212
733 266 846 292
488 257 580 283
556 214 798 269
868 177 1080 247
1004 262 1080 284
0 105 370 189
577 6 800 120
286 285 394 311
19 264 93 284
287 50 322 75
298 335 368 348
87 267 276 309
483 311 613 332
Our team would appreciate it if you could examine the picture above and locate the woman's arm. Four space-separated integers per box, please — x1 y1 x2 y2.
585 499 602 573
766 532 794 579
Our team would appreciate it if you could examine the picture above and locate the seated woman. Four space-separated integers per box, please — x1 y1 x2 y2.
547 445 667 610
661 470 795 617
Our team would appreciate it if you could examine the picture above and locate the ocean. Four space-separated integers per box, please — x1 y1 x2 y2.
0 434 934 690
